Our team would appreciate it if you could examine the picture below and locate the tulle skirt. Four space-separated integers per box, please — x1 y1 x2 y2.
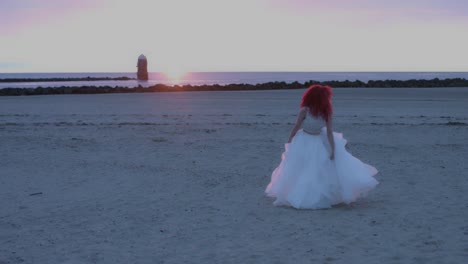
265 128 378 209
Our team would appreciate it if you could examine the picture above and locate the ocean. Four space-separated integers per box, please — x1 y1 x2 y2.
1 72 468 89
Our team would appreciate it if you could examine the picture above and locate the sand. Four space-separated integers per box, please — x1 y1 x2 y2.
1 88 467 263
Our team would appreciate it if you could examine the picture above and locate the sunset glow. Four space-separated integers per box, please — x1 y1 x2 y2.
1 0 468 72
163 68 187 81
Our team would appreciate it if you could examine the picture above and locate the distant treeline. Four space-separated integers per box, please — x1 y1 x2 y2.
1 78 468 96
0 76 135 83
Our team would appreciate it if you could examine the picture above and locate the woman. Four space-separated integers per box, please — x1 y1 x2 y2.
265 84 378 209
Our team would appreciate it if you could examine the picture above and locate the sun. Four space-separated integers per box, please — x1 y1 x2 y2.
163 68 187 81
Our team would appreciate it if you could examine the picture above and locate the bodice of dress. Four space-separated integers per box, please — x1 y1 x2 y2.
302 112 326 133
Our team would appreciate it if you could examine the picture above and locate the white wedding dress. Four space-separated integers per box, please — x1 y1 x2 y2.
265 113 378 209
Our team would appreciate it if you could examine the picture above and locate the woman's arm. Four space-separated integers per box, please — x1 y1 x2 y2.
287 107 307 143
326 117 335 160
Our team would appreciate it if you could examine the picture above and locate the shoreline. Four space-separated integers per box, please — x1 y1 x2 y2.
1 78 468 96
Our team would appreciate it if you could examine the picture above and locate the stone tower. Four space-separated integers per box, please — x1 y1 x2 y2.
137 54 148 81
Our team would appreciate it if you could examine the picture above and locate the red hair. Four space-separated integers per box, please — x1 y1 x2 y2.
300 84 333 122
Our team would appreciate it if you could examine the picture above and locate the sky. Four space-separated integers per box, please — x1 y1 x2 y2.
1 0 467 72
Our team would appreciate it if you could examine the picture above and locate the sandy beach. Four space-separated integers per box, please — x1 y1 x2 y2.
1 88 467 263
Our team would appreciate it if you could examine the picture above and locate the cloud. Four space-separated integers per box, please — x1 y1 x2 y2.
0 61 29 69
269 0 468 21
0 0 103 34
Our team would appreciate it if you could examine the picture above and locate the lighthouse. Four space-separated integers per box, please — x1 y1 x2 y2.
137 54 149 81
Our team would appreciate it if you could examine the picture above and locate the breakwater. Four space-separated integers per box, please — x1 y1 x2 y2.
1 78 467 96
